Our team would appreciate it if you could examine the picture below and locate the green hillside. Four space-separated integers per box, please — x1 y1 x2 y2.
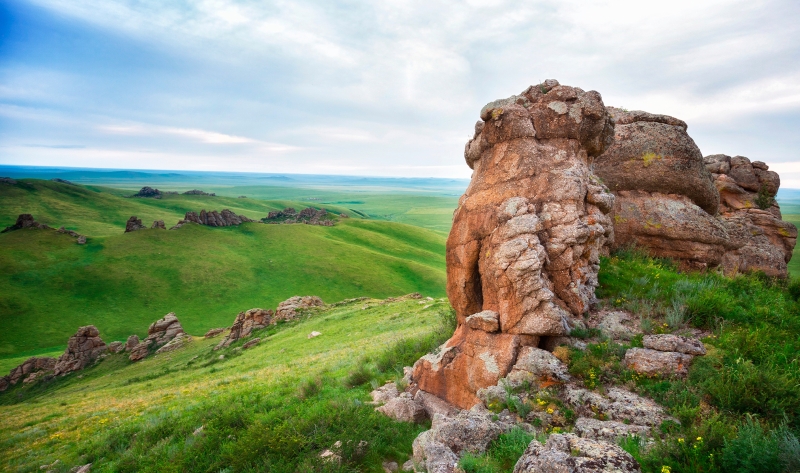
0 181 447 356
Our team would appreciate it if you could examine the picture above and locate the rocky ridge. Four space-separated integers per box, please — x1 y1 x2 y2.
2 213 86 244
262 207 336 226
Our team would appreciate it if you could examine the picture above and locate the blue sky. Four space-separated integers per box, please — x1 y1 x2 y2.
1 0 799 181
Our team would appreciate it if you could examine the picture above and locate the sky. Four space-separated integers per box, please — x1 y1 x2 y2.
1 0 799 182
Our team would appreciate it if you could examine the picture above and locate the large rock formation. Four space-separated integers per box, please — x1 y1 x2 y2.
133 186 162 198
215 308 274 349
594 108 796 276
53 326 107 376
275 296 325 322
2 214 50 233
412 80 616 409
707 155 797 277
181 209 254 227
129 313 186 361
125 216 146 233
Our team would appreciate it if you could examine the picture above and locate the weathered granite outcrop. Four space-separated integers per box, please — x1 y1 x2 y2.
151 220 166 230
183 189 216 196
513 434 641 473
411 80 616 409
593 108 796 276
2 214 50 233
181 209 255 227
707 155 797 277
133 186 162 198
215 308 274 349
0 356 57 391
275 296 325 322
624 334 707 377
262 207 335 226
53 326 106 376
125 216 146 233
129 313 186 361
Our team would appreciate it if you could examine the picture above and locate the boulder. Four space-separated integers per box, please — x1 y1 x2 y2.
370 382 400 404
573 417 652 442
563 386 671 427
642 334 705 355
596 311 637 341
155 333 193 354
506 346 571 385
151 220 166 229
129 313 185 361
53 326 106 376
107 341 125 353
242 337 261 349
412 430 459 473
376 393 427 423
513 434 641 473
414 390 460 419
215 308 273 349
124 216 146 232
204 328 226 338
1 214 50 233
624 348 693 377
125 334 140 351
275 296 324 322
414 80 616 410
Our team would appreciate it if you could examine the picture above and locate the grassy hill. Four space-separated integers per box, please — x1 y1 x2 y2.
0 180 447 357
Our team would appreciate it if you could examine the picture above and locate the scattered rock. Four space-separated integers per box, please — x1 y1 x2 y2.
76 235 86 244
563 386 672 427
151 220 166 230
624 348 693 377
238 195 246 198
125 334 140 351
412 430 459 473
513 434 641 473
155 333 193 354
465 310 500 333
275 296 325 322
402 459 415 471
133 186 161 198
204 328 226 338
2 214 50 233
414 390 460 419
242 337 261 349
376 393 427 423
642 334 706 355
506 346 572 385
413 80 616 409
215 308 273 349
107 341 125 353
0 356 58 391
130 313 185 361
307 331 322 339
596 311 638 341
573 417 652 442
70 464 92 473
0 177 17 185
124 216 146 233
53 326 106 376
370 382 400 404
382 460 399 473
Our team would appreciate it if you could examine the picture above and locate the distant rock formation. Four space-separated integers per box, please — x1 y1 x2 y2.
0 177 16 185
176 209 255 228
183 189 216 196
151 220 166 230
593 108 797 277
53 326 106 376
2 214 50 233
275 296 325 322
708 155 797 277
133 186 162 198
56 226 87 244
262 207 335 226
129 313 186 361
215 308 274 349
412 80 616 409
125 216 146 233
51 178 77 186
0 356 57 392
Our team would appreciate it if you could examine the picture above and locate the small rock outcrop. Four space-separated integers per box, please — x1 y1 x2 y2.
275 296 325 322
51 178 77 186
412 80 616 409
513 434 641 473
181 209 255 227
155 333 193 354
133 186 162 198
0 177 17 185
151 220 166 230
624 334 706 377
183 189 216 196
129 313 186 361
262 207 335 226
215 308 273 349
204 328 226 338
2 214 50 233
0 356 57 391
53 326 106 376
124 216 146 233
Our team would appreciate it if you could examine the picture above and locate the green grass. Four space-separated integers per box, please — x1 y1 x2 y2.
0 296 455 472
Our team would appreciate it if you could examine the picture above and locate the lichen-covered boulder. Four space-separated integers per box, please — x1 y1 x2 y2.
513 434 641 473
413 80 615 409
129 313 185 361
215 308 273 349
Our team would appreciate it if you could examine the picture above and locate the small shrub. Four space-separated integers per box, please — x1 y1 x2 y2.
721 418 800 473
755 184 774 210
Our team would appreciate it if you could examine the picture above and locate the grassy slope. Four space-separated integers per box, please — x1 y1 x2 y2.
0 297 452 472
776 201 800 276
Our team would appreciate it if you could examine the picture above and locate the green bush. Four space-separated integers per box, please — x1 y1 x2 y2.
721 419 800 473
